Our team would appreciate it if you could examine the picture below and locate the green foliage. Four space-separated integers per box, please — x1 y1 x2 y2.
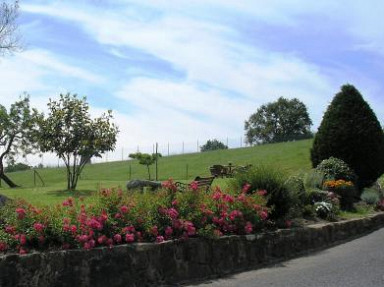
245 97 313 144
316 157 356 182
361 188 380 205
311 84 384 190
230 165 291 220
4 162 31 173
129 152 162 180
38 93 119 190
0 95 42 187
200 139 228 152
284 174 307 217
303 170 325 192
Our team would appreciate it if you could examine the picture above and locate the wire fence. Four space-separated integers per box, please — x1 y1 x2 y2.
32 136 248 168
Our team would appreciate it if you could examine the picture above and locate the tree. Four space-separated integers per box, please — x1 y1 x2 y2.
200 139 228 152
38 94 119 190
0 96 41 187
4 162 31 173
129 152 162 180
245 97 313 145
311 84 384 190
0 1 21 55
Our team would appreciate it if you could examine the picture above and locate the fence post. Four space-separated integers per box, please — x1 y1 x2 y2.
155 142 158 181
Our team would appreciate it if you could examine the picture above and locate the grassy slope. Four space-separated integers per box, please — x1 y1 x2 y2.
0 139 313 205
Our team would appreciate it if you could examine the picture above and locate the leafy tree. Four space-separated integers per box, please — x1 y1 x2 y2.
0 1 21 55
38 93 119 190
0 96 41 187
129 152 162 180
4 162 31 173
200 139 228 152
245 97 312 144
311 84 384 190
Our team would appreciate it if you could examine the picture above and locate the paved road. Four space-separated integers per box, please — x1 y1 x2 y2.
185 228 384 287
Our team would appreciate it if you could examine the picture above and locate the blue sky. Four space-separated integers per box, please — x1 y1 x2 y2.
1 0 384 164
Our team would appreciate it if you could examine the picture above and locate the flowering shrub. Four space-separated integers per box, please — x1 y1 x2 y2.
323 179 356 210
0 181 270 255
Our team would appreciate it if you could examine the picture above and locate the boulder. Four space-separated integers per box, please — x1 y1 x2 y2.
126 180 162 191
0 194 10 207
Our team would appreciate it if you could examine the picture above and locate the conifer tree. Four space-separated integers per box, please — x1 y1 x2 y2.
311 84 384 189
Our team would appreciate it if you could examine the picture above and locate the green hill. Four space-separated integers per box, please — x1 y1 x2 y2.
0 139 313 205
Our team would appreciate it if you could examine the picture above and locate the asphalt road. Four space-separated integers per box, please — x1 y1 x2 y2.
185 228 384 287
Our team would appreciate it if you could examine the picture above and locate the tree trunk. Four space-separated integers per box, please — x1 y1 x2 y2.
0 172 19 188
146 165 151 180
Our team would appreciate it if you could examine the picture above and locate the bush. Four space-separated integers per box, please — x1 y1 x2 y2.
230 165 291 220
323 179 356 210
311 84 384 190
361 188 380 205
316 157 356 182
303 170 325 192
200 139 228 152
0 183 271 254
4 162 31 173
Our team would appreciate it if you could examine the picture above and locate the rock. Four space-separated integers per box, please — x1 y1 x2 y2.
0 194 10 207
126 180 162 191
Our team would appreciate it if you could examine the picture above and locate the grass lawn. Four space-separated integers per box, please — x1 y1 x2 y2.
0 139 314 205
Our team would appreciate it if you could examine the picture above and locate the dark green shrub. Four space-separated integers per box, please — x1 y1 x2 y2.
311 84 384 190
200 139 228 152
316 157 356 182
230 165 291 220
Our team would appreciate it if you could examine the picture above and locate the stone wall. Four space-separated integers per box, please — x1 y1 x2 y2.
1 213 384 287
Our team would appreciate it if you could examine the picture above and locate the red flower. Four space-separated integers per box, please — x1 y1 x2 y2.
245 222 253 234
242 183 251 193
4 225 15 235
165 226 173 236
257 190 267 196
156 236 164 243
167 208 179 219
189 181 199 191
113 234 122 243
19 247 28 255
125 233 135 243
33 222 44 233
120 205 129 214
0 242 7 252
15 208 26 220
259 210 268 220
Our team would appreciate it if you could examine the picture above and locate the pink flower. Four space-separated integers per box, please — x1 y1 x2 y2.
151 226 159 236
113 234 122 243
189 181 199 191
167 208 179 219
242 183 251 193
171 199 178 206
122 225 135 233
106 238 114 248
19 247 28 255
257 190 267 196
223 194 234 203
259 210 268 220
229 210 242 221
15 208 26 220
62 197 74 207
4 225 15 234
125 233 135 243
120 205 129 214
70 225 77 234
172 219 183 230
165 226 173 236
19 234 27 245
245 222 253 234
63 218 70 225
88 239 95 248
184 221 196 236
156 236 164 243
83 242 91 250
33 222 44 233
0 242 7 252
114 213 122 219
87 218 103 230
97 235 107 245
212 191 221 200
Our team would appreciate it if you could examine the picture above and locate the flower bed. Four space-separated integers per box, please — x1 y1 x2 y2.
0 180 270 255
